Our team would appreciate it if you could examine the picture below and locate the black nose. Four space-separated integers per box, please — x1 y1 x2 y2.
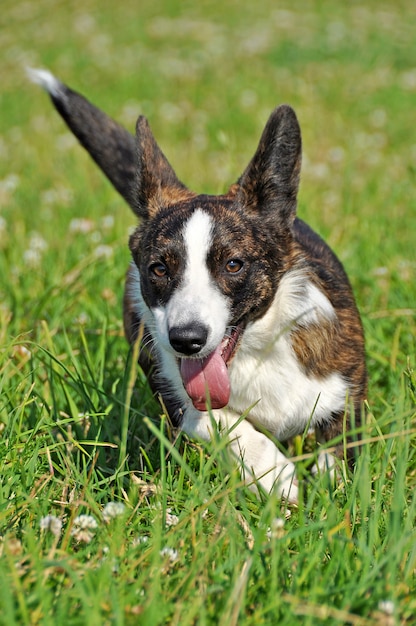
169 323 209 356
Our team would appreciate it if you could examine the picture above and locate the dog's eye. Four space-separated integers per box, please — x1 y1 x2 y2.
149 262 168 278
225 259 244 274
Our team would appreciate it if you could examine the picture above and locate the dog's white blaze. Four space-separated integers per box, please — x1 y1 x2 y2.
156 209 230 353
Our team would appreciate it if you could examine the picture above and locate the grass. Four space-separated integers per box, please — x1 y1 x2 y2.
1 0 415 623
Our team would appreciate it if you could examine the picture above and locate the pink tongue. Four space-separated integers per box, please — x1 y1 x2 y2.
180 347 230 410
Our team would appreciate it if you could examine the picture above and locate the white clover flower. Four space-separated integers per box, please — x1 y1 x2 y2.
160 547 178 563
23 248 42 267
94 244 113 259
40 515 62 537
90 230 102 244
101 215 115 230
102 502 126 523
28 232 48 252
71 514 98 543
69 218 95 234
73 514 98 529
132 536 149 547
13 345 32 360
165 509 179 527
75 312 90 326
266 517 285 540
0 174 19 193
41 186 73 207
378 600 395 616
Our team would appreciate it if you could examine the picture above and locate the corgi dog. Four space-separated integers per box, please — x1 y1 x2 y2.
30 69 366 502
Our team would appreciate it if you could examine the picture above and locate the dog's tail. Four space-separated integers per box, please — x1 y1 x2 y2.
28 68 136 207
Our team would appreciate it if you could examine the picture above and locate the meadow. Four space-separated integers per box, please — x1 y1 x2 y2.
1 0 415 623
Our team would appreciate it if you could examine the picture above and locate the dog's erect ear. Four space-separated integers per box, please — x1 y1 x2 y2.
29 69 137 208
133 116 193 219
235 105 301 226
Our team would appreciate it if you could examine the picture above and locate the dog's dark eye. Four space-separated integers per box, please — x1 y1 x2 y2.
149 262 168 278
225 259 244 274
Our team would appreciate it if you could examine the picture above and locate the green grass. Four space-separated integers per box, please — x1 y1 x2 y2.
1 0 415 623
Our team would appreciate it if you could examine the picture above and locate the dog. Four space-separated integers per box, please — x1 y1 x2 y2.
30 69 367 502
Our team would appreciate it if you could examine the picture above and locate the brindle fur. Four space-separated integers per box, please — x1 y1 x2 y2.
35 72 366 475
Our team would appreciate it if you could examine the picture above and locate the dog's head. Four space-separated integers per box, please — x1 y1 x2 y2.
128 106 302 410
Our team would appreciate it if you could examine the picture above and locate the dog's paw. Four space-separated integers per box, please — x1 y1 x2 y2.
252 460 299 505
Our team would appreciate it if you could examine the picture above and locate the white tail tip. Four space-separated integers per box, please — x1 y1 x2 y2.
27 67 63 99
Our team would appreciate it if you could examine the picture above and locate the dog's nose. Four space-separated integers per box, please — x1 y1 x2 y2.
169 323 208 356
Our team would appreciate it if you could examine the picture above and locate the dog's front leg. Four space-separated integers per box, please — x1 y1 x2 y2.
182 408 298 504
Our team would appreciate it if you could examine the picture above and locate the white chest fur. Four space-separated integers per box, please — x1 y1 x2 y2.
228 270 347 440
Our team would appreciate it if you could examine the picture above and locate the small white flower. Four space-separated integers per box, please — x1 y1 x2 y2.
165 509 179 527
94 244 113 259
69 218 95 234
272 517 285 530
40 515 62 537
101 215 115 230
71 514 98 543
41 186 73 207
90 230 102 244
102 502 126 522
0 174 19 193
378 600 395 616
13 345 32 360
160 547 178 562
28 232 48 252
72 514 98 529
75 312 90 326
266 517 286 540
132 536 149 547
23 248 42 267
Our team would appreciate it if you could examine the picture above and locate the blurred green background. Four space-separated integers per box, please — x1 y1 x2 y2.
0 1 415 622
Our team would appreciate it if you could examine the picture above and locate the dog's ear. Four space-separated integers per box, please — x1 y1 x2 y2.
235 105 301 226
133 116 193 219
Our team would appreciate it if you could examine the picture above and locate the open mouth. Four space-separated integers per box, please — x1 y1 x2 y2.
179 323 244 411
